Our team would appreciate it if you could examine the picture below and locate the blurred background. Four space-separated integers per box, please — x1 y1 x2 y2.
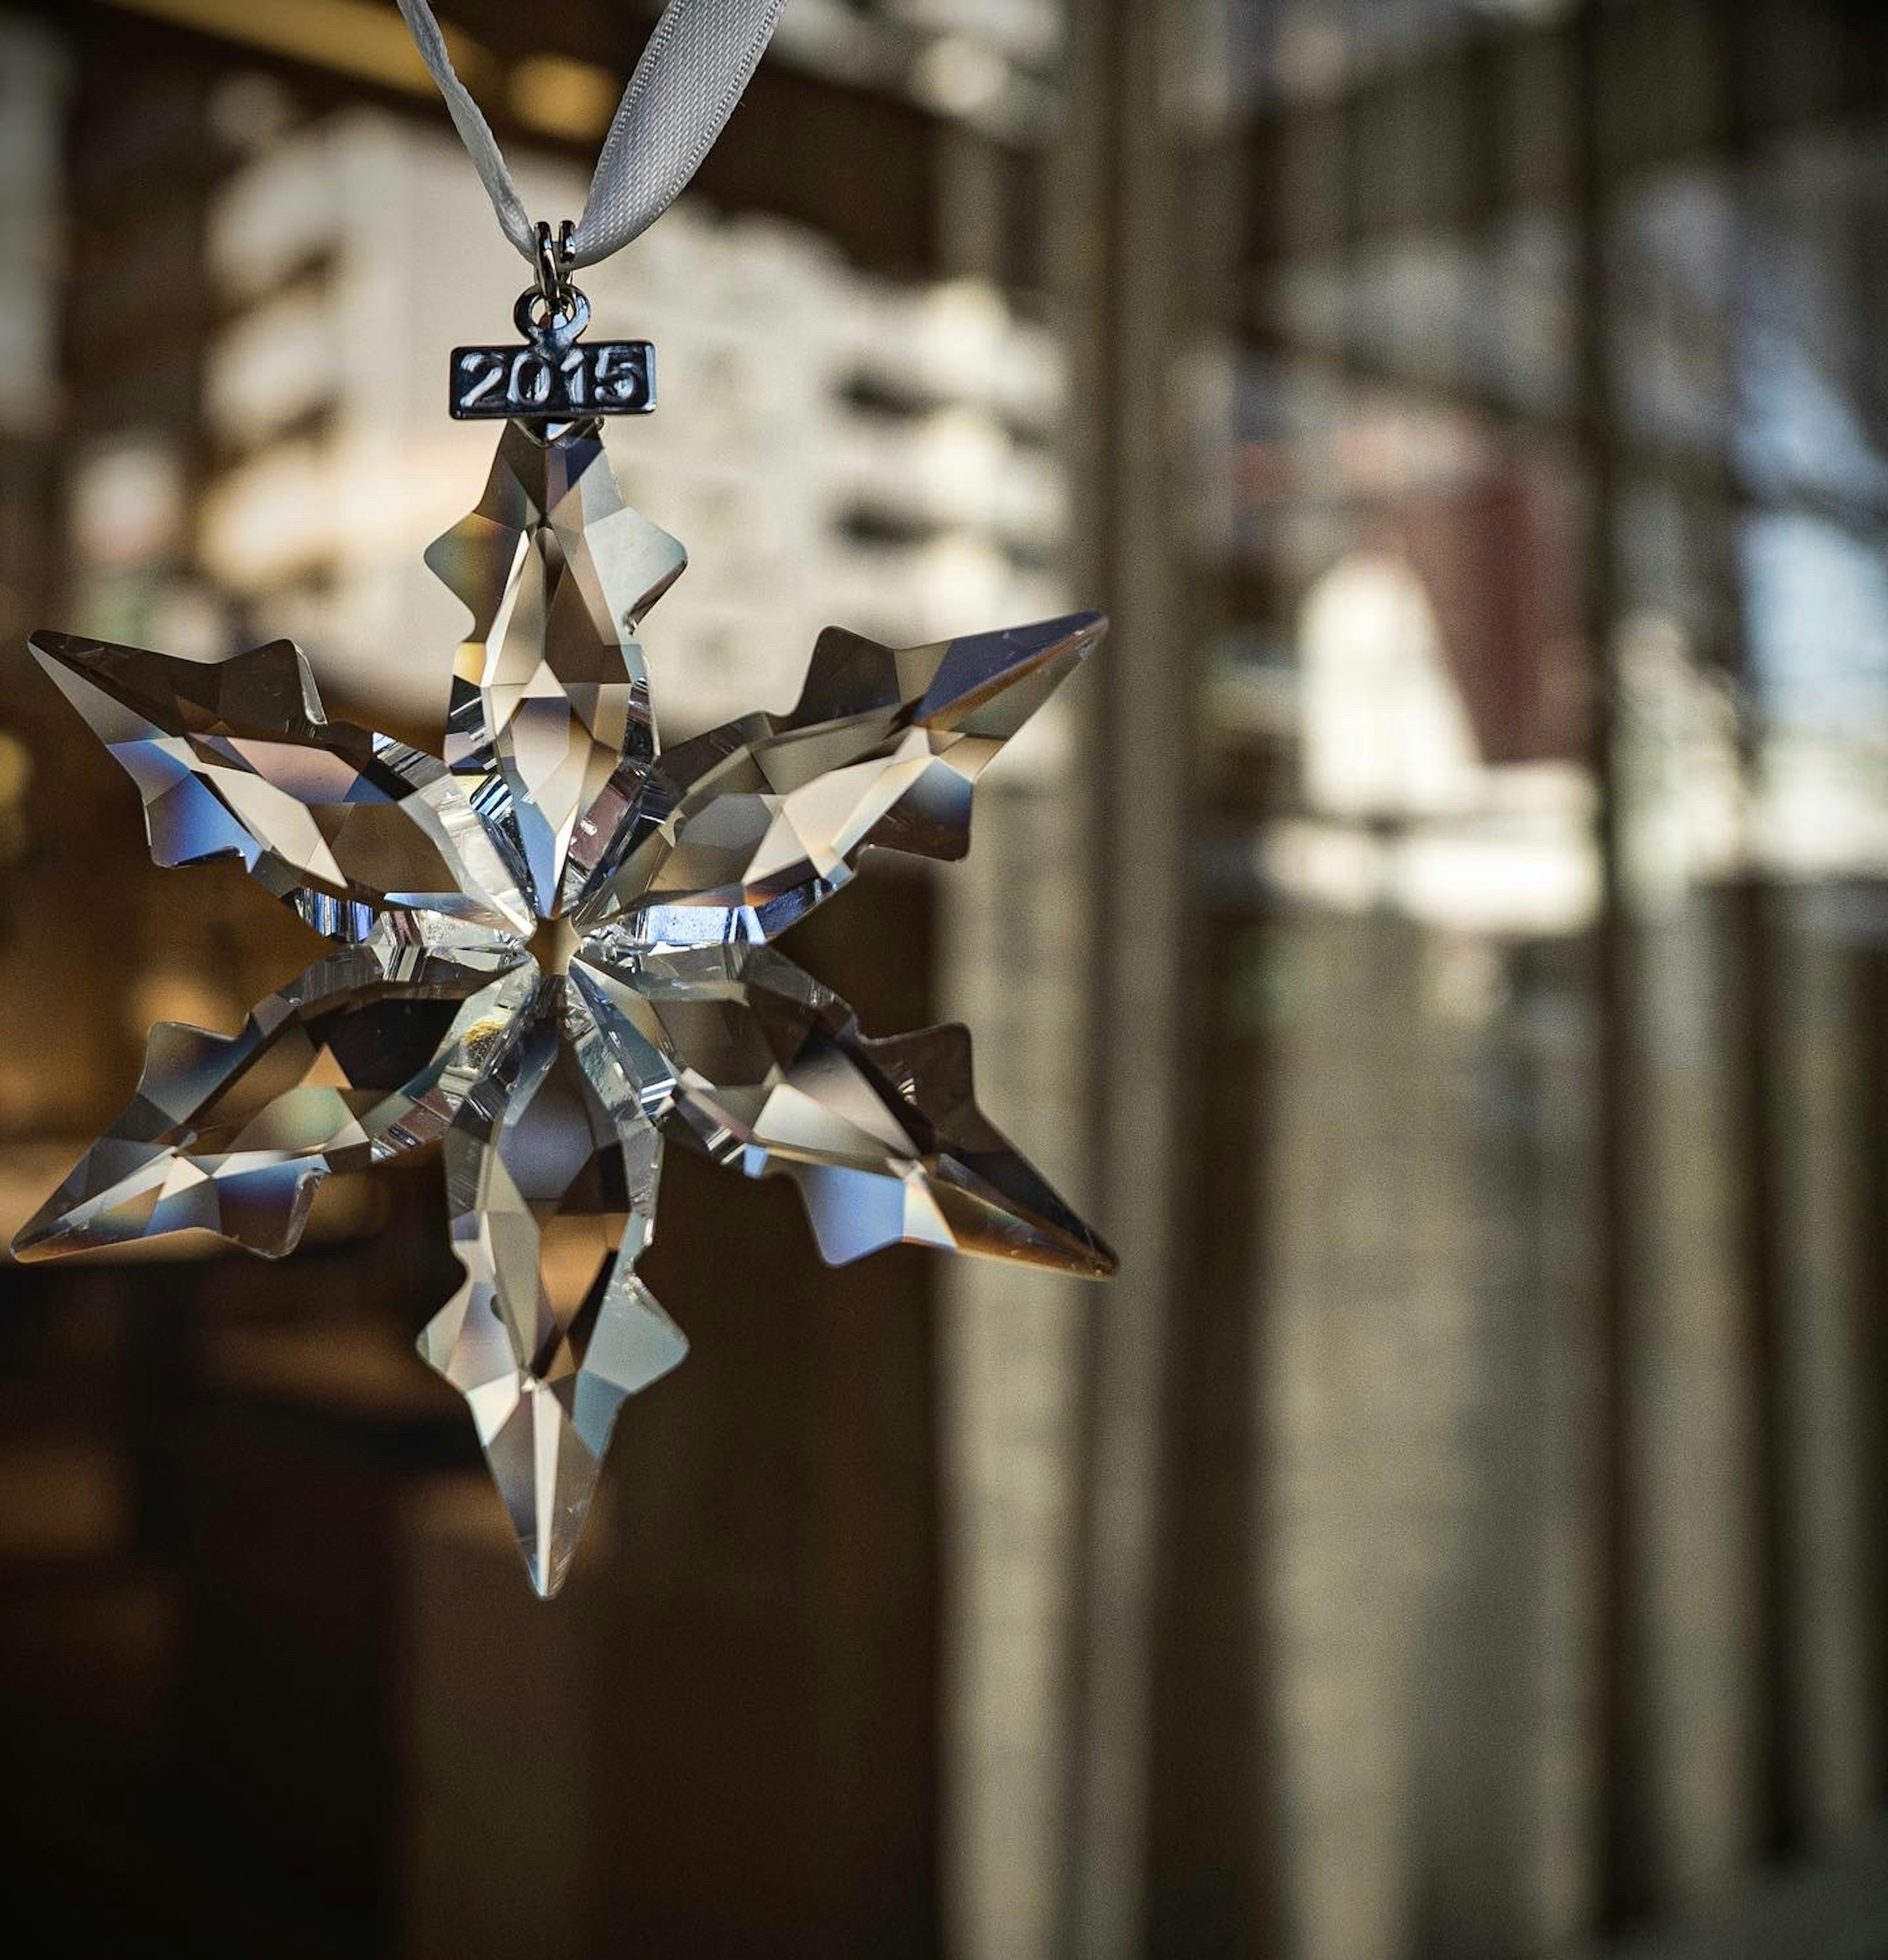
0 0 1886 1955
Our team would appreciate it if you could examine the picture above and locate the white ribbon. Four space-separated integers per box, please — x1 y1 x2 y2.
396 0 791 269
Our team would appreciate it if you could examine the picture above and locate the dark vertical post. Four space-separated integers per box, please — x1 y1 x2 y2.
1855 941 1888 1807
1846 21 1888 1810
1571 0 1658 1928
1052 0 1190 1951
1713 0 1800 1861
1143 24 1268 1940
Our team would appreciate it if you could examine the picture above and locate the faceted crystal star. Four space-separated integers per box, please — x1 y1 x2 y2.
14 420 1115 1597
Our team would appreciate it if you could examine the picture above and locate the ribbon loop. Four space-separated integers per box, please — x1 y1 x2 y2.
396 0 791 269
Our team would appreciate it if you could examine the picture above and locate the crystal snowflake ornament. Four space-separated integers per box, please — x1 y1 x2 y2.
15 423 1115 1596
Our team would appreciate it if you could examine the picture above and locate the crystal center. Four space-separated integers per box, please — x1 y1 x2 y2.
529 914 581 974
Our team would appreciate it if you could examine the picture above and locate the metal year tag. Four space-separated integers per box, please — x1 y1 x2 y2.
449 288 654 423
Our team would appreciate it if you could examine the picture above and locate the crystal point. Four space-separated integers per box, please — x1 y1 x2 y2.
11 938 523 1261
416 976 685 1592
28 629 531 932
477 1376 609 1600
429 423 684 916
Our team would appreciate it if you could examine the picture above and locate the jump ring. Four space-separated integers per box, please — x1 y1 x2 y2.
514 283 590 346
533 219 578 310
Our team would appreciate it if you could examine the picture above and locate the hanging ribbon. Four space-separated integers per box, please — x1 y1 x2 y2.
396 0 791 269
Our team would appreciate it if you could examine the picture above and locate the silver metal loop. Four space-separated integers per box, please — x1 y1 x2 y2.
533 219 578 310
513 283 591 349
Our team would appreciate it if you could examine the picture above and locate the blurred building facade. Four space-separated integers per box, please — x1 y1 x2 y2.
3 3 1888 1960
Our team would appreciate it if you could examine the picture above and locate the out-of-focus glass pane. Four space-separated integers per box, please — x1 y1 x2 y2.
4 3 1888 1957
